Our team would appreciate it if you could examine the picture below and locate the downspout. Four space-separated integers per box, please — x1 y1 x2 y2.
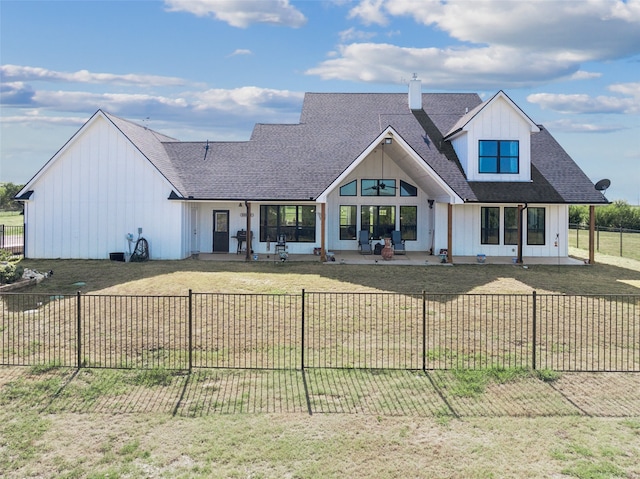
518 203 528 264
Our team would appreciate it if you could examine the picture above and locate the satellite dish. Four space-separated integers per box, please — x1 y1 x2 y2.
594 178 611 192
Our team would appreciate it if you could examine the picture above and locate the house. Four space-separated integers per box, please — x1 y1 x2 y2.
16 79 607 261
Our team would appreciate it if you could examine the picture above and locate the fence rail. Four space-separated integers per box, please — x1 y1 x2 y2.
569 223 640 261
0 224 24 255
2 291 639 372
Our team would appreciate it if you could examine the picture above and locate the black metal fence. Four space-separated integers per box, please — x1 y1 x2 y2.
1 291 638 372
0 224 24 255
569 223 640 260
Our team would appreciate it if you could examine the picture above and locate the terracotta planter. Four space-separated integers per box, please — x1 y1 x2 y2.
381 238 394 260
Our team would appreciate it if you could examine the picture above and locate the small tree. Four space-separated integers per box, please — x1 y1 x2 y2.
0 183 24 211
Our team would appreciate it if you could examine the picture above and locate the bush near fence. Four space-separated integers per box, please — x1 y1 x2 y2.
1 291 639 372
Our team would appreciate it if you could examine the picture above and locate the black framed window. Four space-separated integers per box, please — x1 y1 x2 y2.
479 140 519 174
339 205 357 240
400 206 417 240
340 180 356 196
481 207 500 244
361 179 396 196
400 180 417 197
260 205 316 242
504 207 519 245
527 207 545 245
361 205 396 239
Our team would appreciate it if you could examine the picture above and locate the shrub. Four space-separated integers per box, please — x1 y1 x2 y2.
0 249 23 284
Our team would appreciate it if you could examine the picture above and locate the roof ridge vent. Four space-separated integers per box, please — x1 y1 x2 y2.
408 74 422 110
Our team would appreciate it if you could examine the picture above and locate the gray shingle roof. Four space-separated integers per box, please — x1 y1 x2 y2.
110 93 607 204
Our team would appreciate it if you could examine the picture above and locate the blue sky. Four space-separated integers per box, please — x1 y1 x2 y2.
1 0 639 202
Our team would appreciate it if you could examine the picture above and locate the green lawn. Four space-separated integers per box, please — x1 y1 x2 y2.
1 259 639 478
0 211 23 228
569 226 640 262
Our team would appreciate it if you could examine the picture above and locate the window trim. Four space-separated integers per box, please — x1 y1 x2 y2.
259 205 316 243
527 207 546 246
339 180 357 196
479 140 519 174
480 206 500 245
339 205 357 240
504 207 519 245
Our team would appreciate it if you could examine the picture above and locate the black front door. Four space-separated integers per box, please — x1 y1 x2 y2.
212 210 229 253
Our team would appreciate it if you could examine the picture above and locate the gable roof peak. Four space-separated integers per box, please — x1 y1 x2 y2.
444 90 540 140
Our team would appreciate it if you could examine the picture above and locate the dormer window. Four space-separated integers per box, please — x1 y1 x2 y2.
479 140 519 174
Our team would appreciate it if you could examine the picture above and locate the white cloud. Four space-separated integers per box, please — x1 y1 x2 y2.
570 71 602 81
338 27 377 42
347 0 388 26
320 0 640 88
229 49 253 56
0 112 87 127
163 0 306 28
608 82 640 99
527 83 640 114
543 118 625 134
1 82 304 134
306 43 580 89
360 0 640 58
0 65 188 87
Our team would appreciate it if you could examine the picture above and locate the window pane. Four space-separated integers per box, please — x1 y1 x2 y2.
259 205 316 243
479 140 497 156
361 205 373 236
378 180 396 196
377 206 396 238
479 157 497 173
361 179 396 196
504 207 519 245
340 180 356 196
362 205 395 239
361 179 378 196
527 207 545 245
400 206 417 240
500 157 518 174
500 141 518 157
340 205 357 240
297 206 316 242
481 207 500 244
400 180 417 196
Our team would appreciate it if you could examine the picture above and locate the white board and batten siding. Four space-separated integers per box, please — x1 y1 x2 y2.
24 115 184 259
451 204 569 258
452 95 534 183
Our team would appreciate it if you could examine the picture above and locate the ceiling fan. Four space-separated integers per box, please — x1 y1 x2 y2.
363 139 397 193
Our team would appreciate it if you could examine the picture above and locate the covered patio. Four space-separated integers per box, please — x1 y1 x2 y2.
196 250 585 266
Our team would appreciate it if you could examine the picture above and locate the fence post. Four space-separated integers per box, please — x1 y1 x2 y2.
188 289 193 372
301 289 305 371
76 291 82 369
532 290 537 371
422 291 427 371
620 225 623 257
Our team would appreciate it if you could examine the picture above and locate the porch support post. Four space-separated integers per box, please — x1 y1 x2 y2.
447 203 453 263
589 205 595 264
320 203 326 262
245 201 252 261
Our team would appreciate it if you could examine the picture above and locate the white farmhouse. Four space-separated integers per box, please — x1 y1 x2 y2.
17 80 607 261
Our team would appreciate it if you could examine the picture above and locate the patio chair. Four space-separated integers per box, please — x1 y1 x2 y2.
358 230 372 254
391 230 405 254
275 233 288 260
